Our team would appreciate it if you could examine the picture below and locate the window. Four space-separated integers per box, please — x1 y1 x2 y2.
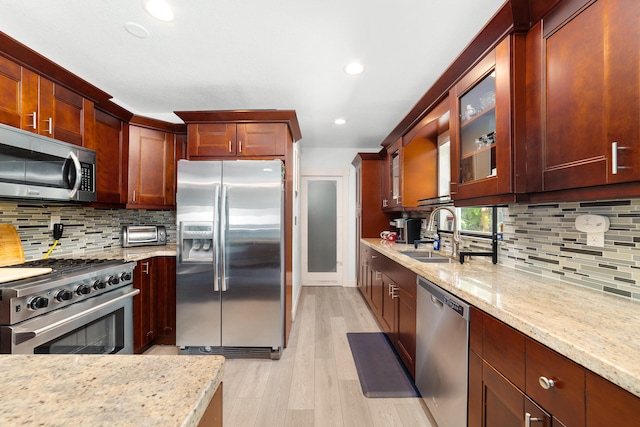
437 206 504 235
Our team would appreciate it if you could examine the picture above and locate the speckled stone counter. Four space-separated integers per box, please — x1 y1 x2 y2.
82 244 177 262
362 238 640 398
0 354 224 426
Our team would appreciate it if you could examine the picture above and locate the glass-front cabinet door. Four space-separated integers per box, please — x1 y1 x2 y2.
449 35 525 204
459 74 496 183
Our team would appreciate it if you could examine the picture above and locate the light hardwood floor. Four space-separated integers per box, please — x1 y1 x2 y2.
147 286 433 427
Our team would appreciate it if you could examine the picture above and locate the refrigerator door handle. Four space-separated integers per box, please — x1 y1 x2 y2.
213 184 221 292
220 184 229 292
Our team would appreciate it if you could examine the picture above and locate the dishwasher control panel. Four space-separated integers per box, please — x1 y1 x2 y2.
446 298 466 317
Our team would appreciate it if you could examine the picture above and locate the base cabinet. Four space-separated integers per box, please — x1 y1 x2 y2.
133 256 176 354
357 246 416 377
470 307 640 427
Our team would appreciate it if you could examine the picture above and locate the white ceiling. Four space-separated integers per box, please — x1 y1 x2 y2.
0 0 505 149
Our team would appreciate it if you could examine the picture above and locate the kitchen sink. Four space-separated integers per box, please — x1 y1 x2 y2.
398 250 452 263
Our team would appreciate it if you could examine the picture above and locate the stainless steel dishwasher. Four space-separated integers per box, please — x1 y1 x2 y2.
416 276 470 427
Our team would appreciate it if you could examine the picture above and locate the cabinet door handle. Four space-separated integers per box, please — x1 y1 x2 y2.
525 412 543 426
143 262 150 275
612 141 629 174
538 376 556 390
228 140 232 153
28 111 37 129
238 140 242 153
43 117 53 135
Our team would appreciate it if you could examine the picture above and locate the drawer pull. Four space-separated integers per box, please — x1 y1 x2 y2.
538 376 556 390
525 412 543 426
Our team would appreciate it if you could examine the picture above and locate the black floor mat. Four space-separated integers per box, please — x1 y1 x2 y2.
347 332 420 398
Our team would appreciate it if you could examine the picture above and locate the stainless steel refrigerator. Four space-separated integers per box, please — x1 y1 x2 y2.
176 159 284 359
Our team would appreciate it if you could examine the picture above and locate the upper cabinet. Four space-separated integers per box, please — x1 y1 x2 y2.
186 122 287 158
0 55 94 146
526 0 640 195
383 138 402 209
89 107 129 205
174 110 301 160
449 35 526 205
127 118 185 209
382 98 449 211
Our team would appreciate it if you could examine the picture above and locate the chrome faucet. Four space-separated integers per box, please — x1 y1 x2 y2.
426 206 460 258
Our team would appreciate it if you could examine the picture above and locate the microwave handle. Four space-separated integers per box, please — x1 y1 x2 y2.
65 152 82 198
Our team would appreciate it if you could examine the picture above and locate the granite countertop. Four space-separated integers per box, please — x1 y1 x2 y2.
0 354 224 426
81 244 177 262
362 238 640 398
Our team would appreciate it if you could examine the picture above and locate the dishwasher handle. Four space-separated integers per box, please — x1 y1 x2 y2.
417 275 470 321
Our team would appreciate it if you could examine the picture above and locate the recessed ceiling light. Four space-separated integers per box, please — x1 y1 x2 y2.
125 22 150 38
334 118 347 125
344 62 364 75
143 0 174 22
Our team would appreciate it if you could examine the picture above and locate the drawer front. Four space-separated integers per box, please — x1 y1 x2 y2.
525 338 585 426
483 314 526 390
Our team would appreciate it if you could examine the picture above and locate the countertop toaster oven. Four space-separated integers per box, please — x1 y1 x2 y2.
121 225 167 248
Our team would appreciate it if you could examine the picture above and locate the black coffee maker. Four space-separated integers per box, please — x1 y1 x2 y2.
394 218 422 244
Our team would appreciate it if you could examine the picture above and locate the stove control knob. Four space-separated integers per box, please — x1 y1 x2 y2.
75 284 91 295
54 290 73 302
28 296 49 310
120 272 132 282
108 275 120 286
93 280 106 290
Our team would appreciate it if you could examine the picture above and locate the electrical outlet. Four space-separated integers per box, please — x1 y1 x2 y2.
50 215 60 230
587 232 605 247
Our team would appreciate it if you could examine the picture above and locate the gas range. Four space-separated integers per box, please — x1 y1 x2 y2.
0 258 136 326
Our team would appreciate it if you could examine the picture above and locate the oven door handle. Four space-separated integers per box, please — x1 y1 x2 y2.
13 289 140 346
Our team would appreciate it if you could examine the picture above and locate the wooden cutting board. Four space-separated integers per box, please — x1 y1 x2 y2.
0 224 25 267
0 268 52 283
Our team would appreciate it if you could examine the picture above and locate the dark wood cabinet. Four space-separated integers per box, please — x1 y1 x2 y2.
586 370 640 427
470 353 551 427
133 259 155 354
384 139 402 209
185 122 287 158
369 255 383 317
133 257 176 353
380 274 396 335
90 108 128 205
468 307 640 427
0 55 22 128
526 0 640 193
154 256 176 345
357 246 417 377
525 338 585 426
352 152 388 239
450 34 526 205
127 124 177 209
0 55 93 147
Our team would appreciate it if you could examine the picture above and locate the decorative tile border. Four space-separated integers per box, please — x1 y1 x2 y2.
0 201 175 261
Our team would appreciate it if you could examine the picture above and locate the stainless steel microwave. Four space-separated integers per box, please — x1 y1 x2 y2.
0 123 96 202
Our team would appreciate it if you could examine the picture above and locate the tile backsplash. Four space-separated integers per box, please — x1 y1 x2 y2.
500 199 640 301
2 197 640 302
0 201 175 261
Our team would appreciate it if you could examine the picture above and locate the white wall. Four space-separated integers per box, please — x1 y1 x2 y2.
297 146 380 294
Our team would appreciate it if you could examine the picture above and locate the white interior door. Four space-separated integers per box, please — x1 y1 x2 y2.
301 174 345 286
